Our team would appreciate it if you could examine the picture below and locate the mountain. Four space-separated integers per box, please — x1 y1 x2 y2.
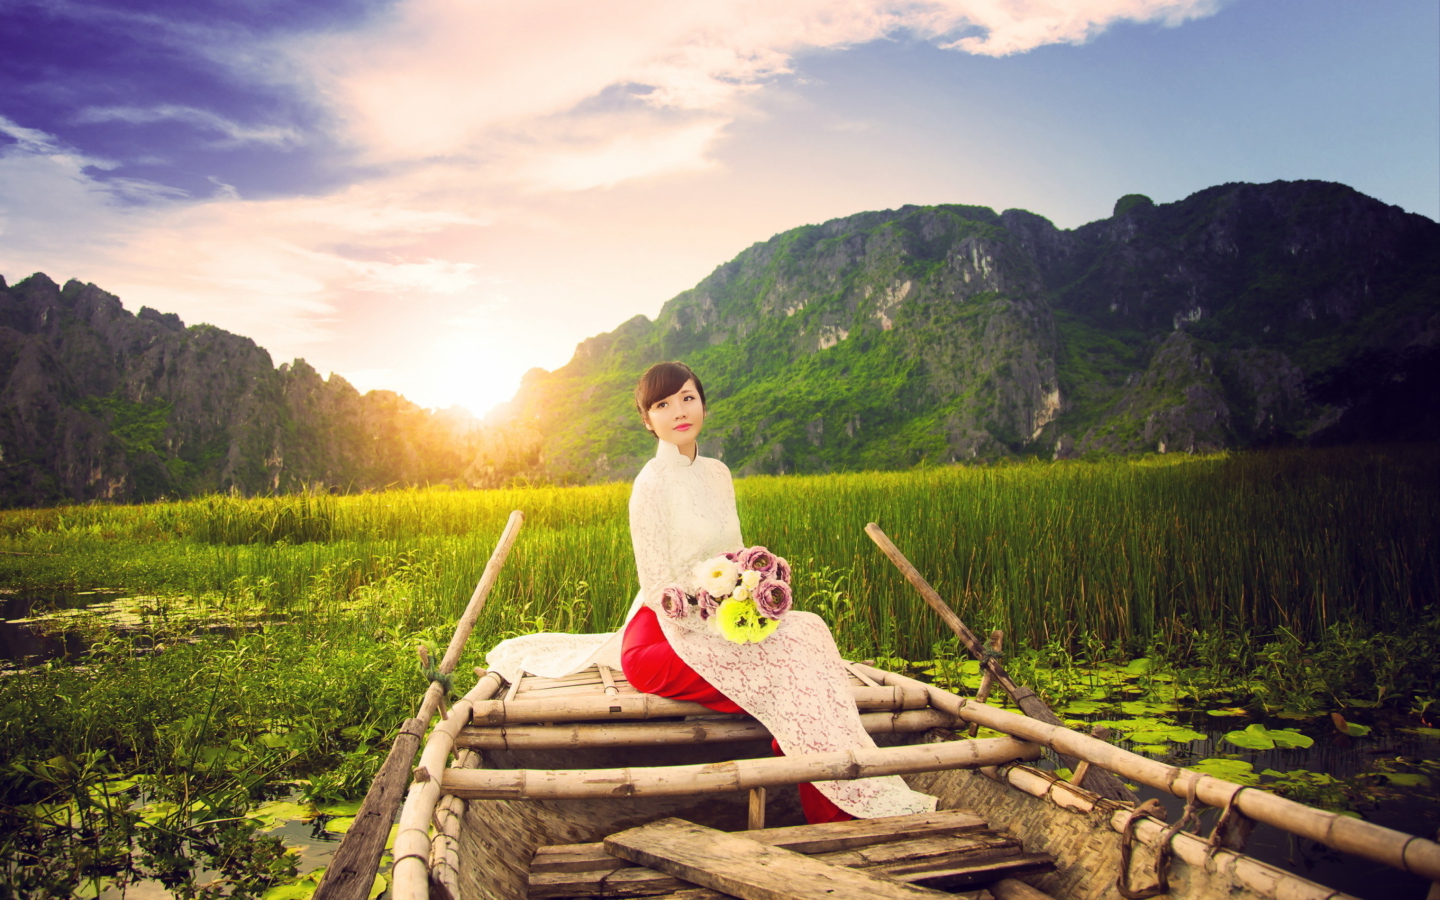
0 274 483 506
485 180 1440 482
3 180 1436 506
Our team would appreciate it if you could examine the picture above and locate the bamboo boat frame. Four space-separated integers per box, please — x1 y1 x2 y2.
319 511 1440 900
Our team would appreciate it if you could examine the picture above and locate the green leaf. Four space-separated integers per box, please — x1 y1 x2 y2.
369 874 388 900
1188 758 1260 786
1133 743 1172 756
1223 724 1314 751
1381 773 1432 788
248 800 315 832
324 816 356 834
1123 658 1154 676
1205 708 1249 717
1120 700 1178 716
1142 726 1206 744
1061 700 1106 715
1268 728 1316 749
1223 724 1274 750
1400 727 1440 738
318 799 363 817
1340 721 1372 738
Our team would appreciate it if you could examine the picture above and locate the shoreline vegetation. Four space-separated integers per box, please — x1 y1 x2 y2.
1 444 1437 898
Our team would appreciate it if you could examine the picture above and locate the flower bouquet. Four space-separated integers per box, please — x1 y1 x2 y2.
658 546 793 644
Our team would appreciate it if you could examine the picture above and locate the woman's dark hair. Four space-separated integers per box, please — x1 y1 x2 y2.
635 361 706 418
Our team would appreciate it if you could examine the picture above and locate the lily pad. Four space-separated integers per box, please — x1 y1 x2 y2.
1061 700 1106 715
248 800 316 832
1206 708 1250 718
318 799 363 817
1120 700 1179 716
1129 726 1206 744
1188 758 1260 786
323 816 356 835
1133 743 1172 756
1123 658 1154 676
1400 727 1440 738
1330 713 1372 738
1223 724 1314 751
1381 773 1433 788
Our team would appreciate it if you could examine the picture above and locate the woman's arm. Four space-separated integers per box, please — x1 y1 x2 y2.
629 468 677 607
629 468 710 631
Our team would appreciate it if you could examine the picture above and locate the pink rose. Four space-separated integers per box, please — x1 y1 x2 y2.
696 589 720 621
753 579 792 620
737 545 777 576
773 556 791 584
660 585 689 620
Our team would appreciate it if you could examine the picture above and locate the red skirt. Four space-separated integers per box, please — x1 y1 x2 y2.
621 605 853 824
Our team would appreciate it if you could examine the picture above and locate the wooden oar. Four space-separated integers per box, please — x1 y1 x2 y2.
864 523 1136 804
314 510 525 900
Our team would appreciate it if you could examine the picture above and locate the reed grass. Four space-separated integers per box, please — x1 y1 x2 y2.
0 444 1434 661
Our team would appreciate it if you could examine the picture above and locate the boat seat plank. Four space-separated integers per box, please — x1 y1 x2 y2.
458 710 956 751
602 818 955 900
530 833 1031 898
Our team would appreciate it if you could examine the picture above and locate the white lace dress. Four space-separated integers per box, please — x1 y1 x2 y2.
486 439 936 819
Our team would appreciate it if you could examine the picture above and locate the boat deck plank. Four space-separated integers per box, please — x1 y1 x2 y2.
527 810 1051 899
602 818 954 900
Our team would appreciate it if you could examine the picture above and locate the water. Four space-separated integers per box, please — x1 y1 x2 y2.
0 589 123 669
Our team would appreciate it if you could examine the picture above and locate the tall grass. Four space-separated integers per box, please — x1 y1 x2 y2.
1 445 1434 661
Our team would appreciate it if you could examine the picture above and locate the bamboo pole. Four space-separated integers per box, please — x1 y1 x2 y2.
967 630 1001 739
316 511 523 900
440 736 1041 800
428 748 479 900
863 523 1136 804
392 675 505 900
853 662 1440 883
469 683 930 726
454 709 957 750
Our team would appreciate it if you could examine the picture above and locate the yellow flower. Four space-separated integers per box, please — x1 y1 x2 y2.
717 597 780 644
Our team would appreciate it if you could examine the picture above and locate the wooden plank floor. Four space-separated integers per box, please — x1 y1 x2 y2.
527 810 1053 899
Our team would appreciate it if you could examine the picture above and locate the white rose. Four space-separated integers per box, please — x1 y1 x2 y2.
692 556 740 598
741 569 761 591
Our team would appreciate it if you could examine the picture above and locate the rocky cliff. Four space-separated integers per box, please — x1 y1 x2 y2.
0 275 482 506
489 180 1439 481
4 179 1435 505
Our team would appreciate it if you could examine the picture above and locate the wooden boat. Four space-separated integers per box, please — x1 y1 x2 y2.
314 513 1440 900
384 661 1436 900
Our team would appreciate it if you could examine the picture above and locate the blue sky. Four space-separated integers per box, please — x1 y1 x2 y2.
1 0 1436 415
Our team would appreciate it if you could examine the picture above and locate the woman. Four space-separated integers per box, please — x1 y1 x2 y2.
487 361 934 822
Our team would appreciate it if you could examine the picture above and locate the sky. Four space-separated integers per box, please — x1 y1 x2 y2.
1 0 1436 417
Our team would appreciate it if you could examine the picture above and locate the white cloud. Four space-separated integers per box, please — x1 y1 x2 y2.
301 0 1223 177
74 104 305 149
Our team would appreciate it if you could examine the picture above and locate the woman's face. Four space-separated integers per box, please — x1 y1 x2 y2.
644 378 705 457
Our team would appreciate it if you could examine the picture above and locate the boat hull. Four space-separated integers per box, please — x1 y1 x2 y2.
452 737 1354 900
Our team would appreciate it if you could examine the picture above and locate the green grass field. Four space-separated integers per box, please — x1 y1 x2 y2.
3 443 1435 657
